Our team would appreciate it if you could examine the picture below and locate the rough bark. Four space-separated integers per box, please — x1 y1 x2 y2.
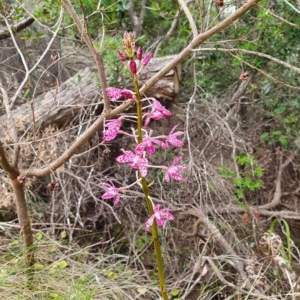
0 142 34 272
0 55 181 139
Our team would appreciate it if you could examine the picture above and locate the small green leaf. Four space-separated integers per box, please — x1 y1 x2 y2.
233 177 243 186
269 138 276 145
252 180 262 190
23 88 31 99
239 203 247 211
9 240 19 247
242 176 252 188
279 135 289 147
235 188 244 199
34 263 45 270
60 231 67 239
36 232 43 240
50 293 64 300
260 132 269 140
272 130 281 136
254 167 264 177
108 271 117 280
57 260 68 269
171 288 180 296
274 106 286 115
49 246 57 253
289 100 299 108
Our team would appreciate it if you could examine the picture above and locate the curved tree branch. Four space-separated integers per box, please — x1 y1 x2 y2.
0 16 34 40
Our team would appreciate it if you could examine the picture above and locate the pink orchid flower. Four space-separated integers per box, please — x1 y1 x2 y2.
144 110 165 126
145 204 175 231
102 119 122 141
144 99 172 126
152 99 172 116
116 150 148 177
135 136 165 155
101 180 122 206
164 125 184 148
135 130 165 155
163 156 186 183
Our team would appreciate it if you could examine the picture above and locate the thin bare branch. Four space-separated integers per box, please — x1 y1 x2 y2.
128 0 147 37
259 149 297 210
194 47 300 74
229 52 300 90
281 0 300 13
61 0 110 113
178 0 198 38
185 210 249 283
259 5 300 28
8 8 64 110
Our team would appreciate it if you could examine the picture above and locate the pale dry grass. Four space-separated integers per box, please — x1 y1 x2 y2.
0 232 160 300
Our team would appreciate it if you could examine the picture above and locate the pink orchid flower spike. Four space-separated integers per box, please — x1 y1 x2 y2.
146 204 175 231
164 156 186 183
101 180 121 206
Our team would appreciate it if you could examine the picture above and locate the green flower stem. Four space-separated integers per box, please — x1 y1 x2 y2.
132 74 169 300
132 77 143 144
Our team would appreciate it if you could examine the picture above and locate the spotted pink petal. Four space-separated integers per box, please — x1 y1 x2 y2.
103 119 122 141
116 150 135 163
144 111 164 127
153 100 172 117
165 125 184 148
101 181 121 206
137 159 148 177
145 215 155 231
164 156 186 183
106 87 122 101
130 156 148 176
106 88 133 101
164 166 186 182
